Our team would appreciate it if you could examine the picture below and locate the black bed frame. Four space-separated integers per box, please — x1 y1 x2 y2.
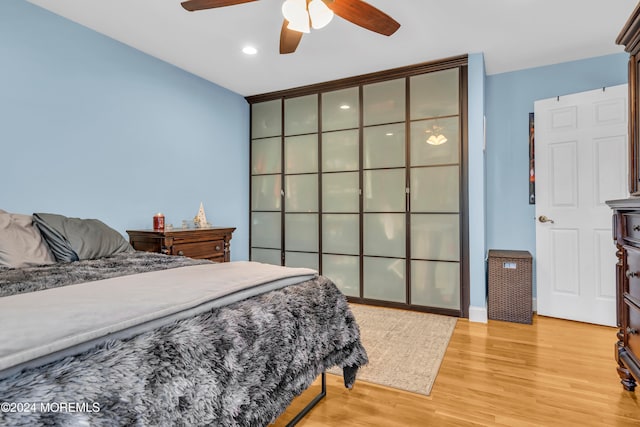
286 372 326 426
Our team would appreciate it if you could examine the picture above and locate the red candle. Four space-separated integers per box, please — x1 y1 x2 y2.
153 213 165 231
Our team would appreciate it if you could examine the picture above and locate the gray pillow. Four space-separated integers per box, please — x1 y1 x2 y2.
33 213 133 262
0 210 56 268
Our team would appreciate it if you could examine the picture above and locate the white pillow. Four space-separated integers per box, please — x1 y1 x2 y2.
0 210 56 268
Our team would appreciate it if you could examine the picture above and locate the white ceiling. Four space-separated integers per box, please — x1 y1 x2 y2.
26 0 639 97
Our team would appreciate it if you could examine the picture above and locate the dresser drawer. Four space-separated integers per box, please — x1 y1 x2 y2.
172 240 225 260
626 246 640 301
628 303 640 360
624 213 640 243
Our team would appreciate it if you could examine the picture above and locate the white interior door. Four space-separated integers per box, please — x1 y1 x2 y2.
534 85 628 326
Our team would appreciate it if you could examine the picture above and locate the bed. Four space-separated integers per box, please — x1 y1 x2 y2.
0 210 368 426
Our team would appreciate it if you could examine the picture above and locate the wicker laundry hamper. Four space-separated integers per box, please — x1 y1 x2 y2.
487 250 533 324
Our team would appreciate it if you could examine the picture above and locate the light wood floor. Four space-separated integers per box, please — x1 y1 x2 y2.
273 314 640 426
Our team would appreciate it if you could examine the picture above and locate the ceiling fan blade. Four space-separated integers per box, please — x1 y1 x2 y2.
280 20 304 54
323 0 400 36
181 0 258 12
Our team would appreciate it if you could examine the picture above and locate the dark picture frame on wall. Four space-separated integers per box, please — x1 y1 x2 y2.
529 112 535 204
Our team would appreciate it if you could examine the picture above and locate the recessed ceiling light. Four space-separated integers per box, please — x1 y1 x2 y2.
340 104 350 110
242 46 258 55
386 132 394 136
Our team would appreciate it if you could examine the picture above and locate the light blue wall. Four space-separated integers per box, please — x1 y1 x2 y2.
485 53 629 296
467 53 487 315
0 0 250 261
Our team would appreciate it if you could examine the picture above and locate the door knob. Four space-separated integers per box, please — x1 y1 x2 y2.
538 215 555 224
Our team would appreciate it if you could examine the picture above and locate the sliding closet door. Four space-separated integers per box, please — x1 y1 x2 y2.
321 87 360 297
284 94 319 270
409 68 461 310
248 58 467 316
251 99 283 265
362 79 406 302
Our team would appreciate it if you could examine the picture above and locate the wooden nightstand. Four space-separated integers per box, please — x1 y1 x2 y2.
126 227 235 262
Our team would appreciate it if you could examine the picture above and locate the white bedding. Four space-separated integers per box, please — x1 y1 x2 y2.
0 261 316 374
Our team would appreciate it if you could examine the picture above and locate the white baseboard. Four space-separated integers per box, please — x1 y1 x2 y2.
468 305 488 323
468 298 536 323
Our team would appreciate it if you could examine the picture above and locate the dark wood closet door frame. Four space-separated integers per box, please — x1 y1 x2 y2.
247 55 470 318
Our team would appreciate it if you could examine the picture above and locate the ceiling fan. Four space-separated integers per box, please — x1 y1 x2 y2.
180 0 401 54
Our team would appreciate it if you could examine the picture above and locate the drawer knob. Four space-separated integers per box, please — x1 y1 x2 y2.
634 225 640 232
626 270 638 279
627 327 638 335
177 250 184 256
215 245 221 251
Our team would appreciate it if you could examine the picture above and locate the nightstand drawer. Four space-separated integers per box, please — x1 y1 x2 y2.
172 240 225 259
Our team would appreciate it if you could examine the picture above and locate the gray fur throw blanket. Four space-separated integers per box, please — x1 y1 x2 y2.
0 253 368 426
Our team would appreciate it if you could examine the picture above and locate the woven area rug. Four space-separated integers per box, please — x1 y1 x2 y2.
331 303 457 396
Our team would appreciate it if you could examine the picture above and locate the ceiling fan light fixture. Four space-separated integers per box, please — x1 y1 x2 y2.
287 18 310 34
308 0 334 29
282 0 310 33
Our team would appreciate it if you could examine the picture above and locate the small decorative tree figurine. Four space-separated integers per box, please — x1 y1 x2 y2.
194 202 208 228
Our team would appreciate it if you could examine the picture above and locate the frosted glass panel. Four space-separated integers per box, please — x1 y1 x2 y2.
363 124 405 169
323 172 359 213
285 134 318 174
251 248 281 265
322 87 359 131
252 99 281 138
411 166 459 212
411 214 459 261
252 137 281 175
363 213 405 258
322 214 359 255
411 260 460 310
363 169 406 212
411 117 459 166
363 78 405 126
363 257 405 302
251 212 281 249
285 214 318 252
285 94 318 136
252 175 281 211
410 68 459 120
323 254 359 297
323 130 359 172
285 175 318 212
285 252 319 270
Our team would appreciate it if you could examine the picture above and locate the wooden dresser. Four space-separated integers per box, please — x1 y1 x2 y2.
606 3 640 392
127 227 235 263
608 200 640 391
